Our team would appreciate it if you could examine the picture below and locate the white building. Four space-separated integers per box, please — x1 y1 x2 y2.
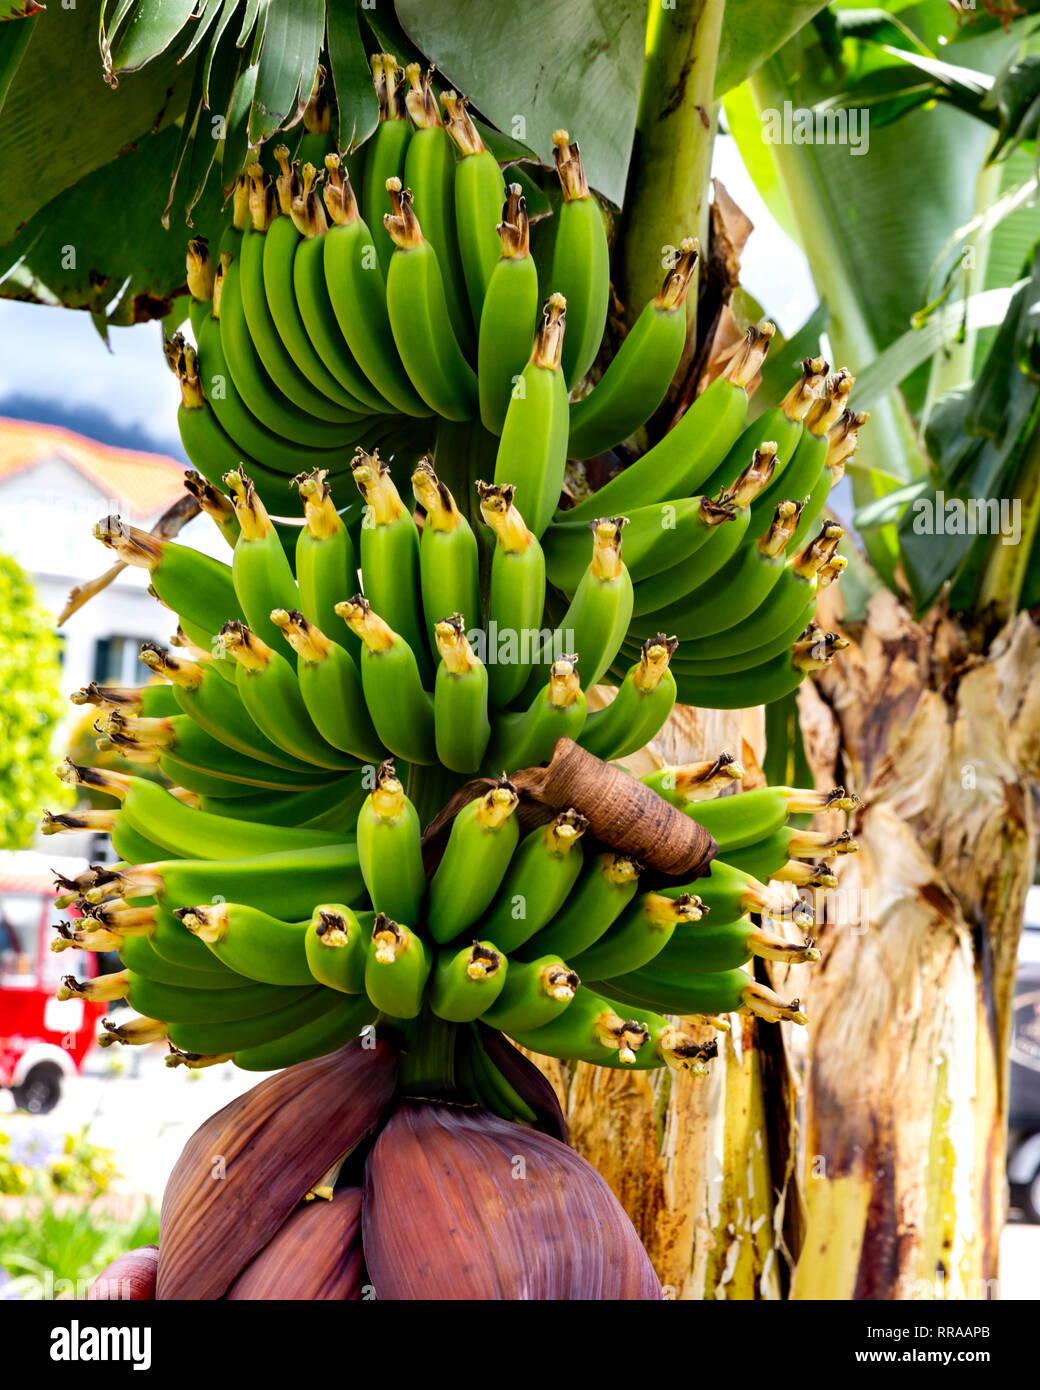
0 415 225 700
0 416 227 863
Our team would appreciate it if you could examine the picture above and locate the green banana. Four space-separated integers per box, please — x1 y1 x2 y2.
91 842 365 920
522 851 642 961
112 929 245 990
626 448 775 618
748 370 850 529
433 617 491 773
169 345 302 519
175 902 313 986
659 500 812 641
69 680 179 720
194 308 353 476
357 761 427 926
304 905 372 994
293 170 396 413
546 494 734 594
532 517 632 691
99 710 338 795
224 470 301 663
567 239 698 460
674 783 860 850
508 985 651 1066
720 825 858 882
272 610 383 761
142 645 330 775
233 993 377 1071
322 155 430 417
336 597 437 766
698 355 827 500
480 955 580 1034
672 639 830 709
430 940 508 1022
292 469 361 657
402 64 471 351
580 635 677 761
151 904 254 974
589 1009 717 1072
363 54 414 276
121 972 312 1025
185 234 215 330
58 761 339 862
639 752 744 804
262 148 370 413
481 656 586 774
665 603 820 677
412 459 482 652
464 1034 538 1123
476 810 589 953
648 915 821 974
602 966 808 1025
384 177 479 421
220 621 357 770
441 90 506 326
790 407 866 552
478 184 540 433
560 323 771 523
492 293 569 537
223 217 360 441
657 858 791 922
427 780 521 943
352 450 430 681
165 987 340 1059
198 780 363 830
548 131 609 389
477 482 546 707
666 557 819 664
182 469 240 548
237 167 359 425
93 517 242 641
365 914 430 1020
570 890 704 982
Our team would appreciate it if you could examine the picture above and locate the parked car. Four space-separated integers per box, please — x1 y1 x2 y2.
0 850 106 1114
1009 886 1040 1222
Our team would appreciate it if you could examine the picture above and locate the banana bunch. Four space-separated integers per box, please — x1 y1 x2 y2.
49 657 859 1100
46 60 870 1114
163 51 859 706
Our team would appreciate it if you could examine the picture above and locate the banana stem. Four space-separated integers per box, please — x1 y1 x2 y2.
617 0 725 343
394 1009 461 1100
975 406 1040 624
405 762 468 827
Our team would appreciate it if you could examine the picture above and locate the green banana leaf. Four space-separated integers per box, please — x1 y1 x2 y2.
0 1 198 248
394 0 647 207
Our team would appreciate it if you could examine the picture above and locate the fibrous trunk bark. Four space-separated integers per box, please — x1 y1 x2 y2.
526 701 807 1298
791 589 1040 1298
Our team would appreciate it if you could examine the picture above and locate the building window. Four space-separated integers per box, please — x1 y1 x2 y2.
93 635 149 687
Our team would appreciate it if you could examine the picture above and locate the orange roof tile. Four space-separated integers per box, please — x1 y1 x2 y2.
0 417 187 519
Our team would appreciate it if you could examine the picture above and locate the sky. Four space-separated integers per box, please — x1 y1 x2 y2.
0 137 819 459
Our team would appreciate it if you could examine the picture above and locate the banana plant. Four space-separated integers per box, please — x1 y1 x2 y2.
719 0 1040 1301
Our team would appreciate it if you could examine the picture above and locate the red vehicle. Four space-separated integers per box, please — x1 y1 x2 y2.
0 850 107 1114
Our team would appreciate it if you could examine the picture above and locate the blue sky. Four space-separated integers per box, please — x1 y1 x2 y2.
0 138 817 459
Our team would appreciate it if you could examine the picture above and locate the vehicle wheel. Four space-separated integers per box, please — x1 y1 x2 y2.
1024 1168 1040 1225
11 1063 63 1115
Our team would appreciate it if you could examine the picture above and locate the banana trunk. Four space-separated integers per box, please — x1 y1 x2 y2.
522 701 802 1298
789 589 1040 1299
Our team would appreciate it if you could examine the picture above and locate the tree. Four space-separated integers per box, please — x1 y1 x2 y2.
2 0 1037 1300
0 552 68 849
